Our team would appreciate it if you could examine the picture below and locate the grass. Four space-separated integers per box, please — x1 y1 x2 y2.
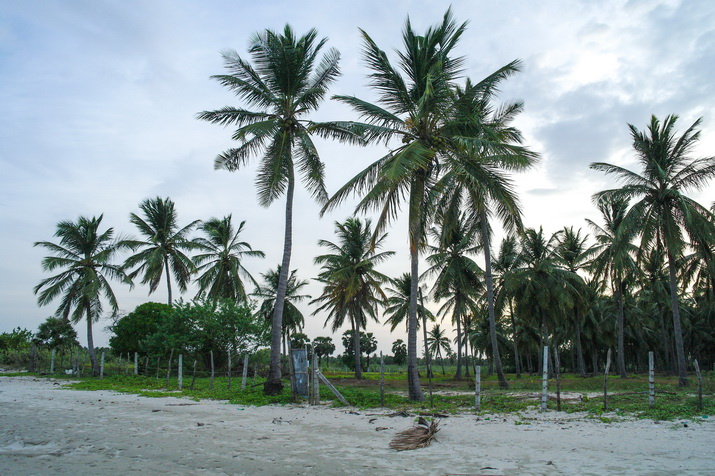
3 370 712 421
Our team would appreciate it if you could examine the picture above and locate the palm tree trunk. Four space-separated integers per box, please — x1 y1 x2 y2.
164 256 173 306
352 318 363 379
574 312 586 377
406 178 424 401
454 309 463 379
86 304 98 376
510 302 522 378
480 210 508 388
615 283 627 378
265 171 295 395
666 249 688 386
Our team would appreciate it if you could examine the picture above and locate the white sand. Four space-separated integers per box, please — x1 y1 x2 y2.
0 376 712 475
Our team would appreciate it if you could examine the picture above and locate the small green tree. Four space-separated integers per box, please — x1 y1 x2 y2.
392 339 407 366
35 318 79 362
109 302 172 356
312 336 335 367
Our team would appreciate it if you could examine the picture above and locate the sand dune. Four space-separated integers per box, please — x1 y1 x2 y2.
0 376 712 475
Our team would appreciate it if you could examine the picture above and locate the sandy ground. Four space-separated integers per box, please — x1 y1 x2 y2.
0 376 712 475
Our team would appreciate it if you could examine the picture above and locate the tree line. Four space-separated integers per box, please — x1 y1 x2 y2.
33 9 714 400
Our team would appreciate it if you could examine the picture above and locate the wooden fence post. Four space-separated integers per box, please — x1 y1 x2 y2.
100 351 105 379
603 348 612 411
178 354 183 390
227 349 232 390
210 350 215 389
165 349 174 387
694 360 703 411
316 370 349 406
554 347 561 412
50 348 55 373
648 351 655 408
475 365 481 412
379 351 385 407
541 346 549 413
190 360 198 390
241 354 249 390
313 346 319 405
134 352 139 376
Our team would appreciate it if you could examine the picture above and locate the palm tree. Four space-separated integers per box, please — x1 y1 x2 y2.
493 235 523 377
192 215 265 303
435 75 538 387
586 197 638 378
253 266 310 356
198 26 360 395
34 215 132 375
124 197 199 306
311 218 393 378
553 226 591 377
383 273 434 332
591 115 715 386
424 208 483 379
426 324 451 375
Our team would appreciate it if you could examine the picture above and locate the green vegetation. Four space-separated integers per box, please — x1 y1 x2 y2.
6 370 711 421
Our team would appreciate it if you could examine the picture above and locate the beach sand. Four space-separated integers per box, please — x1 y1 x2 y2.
0 376 712 475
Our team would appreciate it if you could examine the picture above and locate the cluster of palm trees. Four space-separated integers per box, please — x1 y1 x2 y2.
35 10 714 396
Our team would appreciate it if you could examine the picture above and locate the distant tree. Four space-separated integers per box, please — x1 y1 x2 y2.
426 324 451 375
289 332 311 350
362 332 378 369
34 215 132 375
109 302 172 356
35 317 79 351
391 339 407 366
312 336 335 367
124 197 199 305
0 328 34 351
192 215 265 303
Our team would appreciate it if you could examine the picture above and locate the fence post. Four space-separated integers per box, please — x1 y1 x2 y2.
178 354 183 390
165 349 174 387
100 351 105 379
313 346 319 405
475 365 481 412
241 354 249 390
50 348 56 373
227 349 232 390
379 351 385 407
541 346 549 412
134 352 139 376
603 348 612 411
210 350 215 389
694 360 703 411
648 351 655 408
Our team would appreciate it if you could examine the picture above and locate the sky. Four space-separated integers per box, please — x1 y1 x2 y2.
1 0 713 357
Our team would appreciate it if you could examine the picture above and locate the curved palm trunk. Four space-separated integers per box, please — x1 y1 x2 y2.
351 317 363 379
666 249 688 386
265 173 295 395
164 256 173 306
480 211 508 388
615 283 627 378
406 178 424 401
85 304 98 376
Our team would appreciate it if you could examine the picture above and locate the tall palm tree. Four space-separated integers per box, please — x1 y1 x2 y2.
553 226 591 377
124 197 199 306
253 266 311 356
426 324 451 375
493 235 523 377
192 215 265 303
322 9 469 400
424 208 483 379
591 114 715 386
311 218 393 378
34 215 132 375
586 197 638 378
435 76 538 387
198 26 360 395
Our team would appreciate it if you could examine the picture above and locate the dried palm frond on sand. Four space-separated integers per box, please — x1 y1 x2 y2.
389 417 440 451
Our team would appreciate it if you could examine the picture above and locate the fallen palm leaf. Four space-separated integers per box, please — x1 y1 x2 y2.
389 417 440 451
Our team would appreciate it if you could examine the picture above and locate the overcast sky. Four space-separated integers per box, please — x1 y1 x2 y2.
1 0 713 356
